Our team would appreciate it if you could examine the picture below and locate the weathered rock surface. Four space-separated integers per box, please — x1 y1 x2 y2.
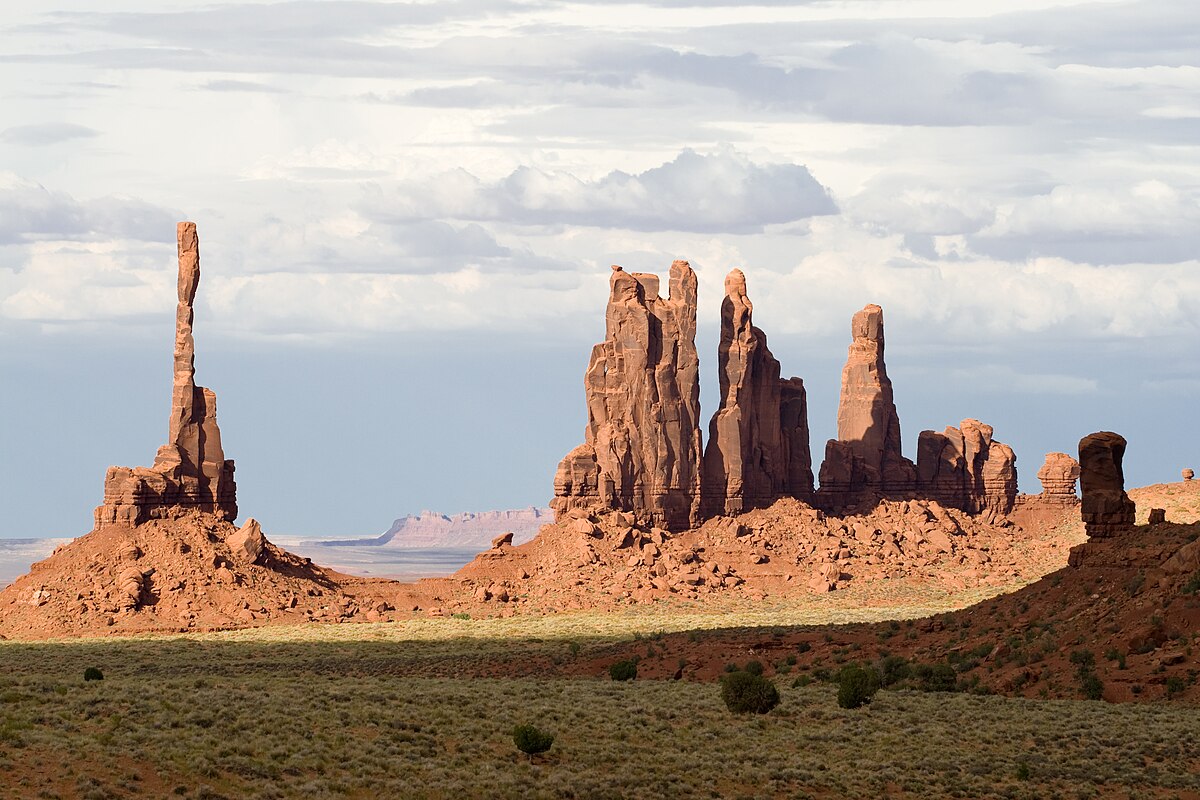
552 263 704 530
1184 469 1194 482
817 304 915 509
702 269 812 516
915 419 1018 514
1079 432 1136 538
1037 452 1081 504
95 222 237 527
0 512 400 639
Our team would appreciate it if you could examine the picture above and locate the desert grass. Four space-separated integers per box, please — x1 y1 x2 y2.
2 617 1200 800
1 669 1198 799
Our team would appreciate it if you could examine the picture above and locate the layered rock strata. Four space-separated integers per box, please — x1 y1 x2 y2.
701 269 813 516
915 419 1018 514
94 222 237 527
1036 452 1081 505
1078 432 1135 538
552 263 703 530
817 304 916 509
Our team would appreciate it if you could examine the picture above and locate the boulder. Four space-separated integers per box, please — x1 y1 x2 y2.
491 531 514 549
226 518 265 566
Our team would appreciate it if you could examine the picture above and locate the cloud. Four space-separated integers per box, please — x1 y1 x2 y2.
366 149 836 233
0 175 179 244
972 181 1200 264
0 123 98 146
201 79 288 94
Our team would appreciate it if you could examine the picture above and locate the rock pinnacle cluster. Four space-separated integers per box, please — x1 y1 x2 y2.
552 266 1021 529
95 223 237 527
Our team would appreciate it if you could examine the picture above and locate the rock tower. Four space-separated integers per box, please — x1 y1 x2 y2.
94 222 238 527
701 269 813 516
552 263 703 530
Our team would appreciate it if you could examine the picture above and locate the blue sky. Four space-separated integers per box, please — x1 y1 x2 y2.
1 0 1197 538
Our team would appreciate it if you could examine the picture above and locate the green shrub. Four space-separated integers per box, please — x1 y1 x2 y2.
1182 573 1200 595
1070 649 1095 668
1079 672 1104 701
912 662 958 692
720 671 780 714
837 664 881 709
609 660 637 681
83 667 104 682
878 655 911 687
1165 676 1185 698
743 660 764 676
512 724 555 758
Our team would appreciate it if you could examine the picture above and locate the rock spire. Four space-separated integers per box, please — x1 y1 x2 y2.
817 304 915 508
552 262 703 530
94 222 238 527
1078 432 1135 538
701 269 812 516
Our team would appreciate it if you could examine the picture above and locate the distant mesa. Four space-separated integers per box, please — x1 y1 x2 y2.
321 507 552 549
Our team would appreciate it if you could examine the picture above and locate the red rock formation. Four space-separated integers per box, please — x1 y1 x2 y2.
915 419 1017 514
552 262 703 531
94 222 237 527
1078 432 1135 538
702 269 812 516
1036 452 1081 505
817 304 915 508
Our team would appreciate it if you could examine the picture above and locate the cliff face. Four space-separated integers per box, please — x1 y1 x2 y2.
95 222 237 527
701 269 812 517
552 262 704 531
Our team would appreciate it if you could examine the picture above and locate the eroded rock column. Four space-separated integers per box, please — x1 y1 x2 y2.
552 262 703 530
701 269 812 516
95 222 238 527
1078 431 1135 538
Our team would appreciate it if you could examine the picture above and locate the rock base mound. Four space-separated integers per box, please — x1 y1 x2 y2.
452 495 1079 611
0 512 397 639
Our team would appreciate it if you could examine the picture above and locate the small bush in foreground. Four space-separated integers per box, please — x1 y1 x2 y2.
837 664 881 709
513 724 555 758
83 667 104 682
720 671 780 714
609 660 637 681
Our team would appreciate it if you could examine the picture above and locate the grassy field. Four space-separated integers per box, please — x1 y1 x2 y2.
3 612 1200 799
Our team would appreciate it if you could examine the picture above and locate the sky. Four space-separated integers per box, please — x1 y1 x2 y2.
1 0 1197 539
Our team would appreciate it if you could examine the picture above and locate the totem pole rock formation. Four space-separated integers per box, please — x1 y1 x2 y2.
1078 431 1135 538
94 222 238 527
701 269 813 516
915 419 1018 514
1035 452 1081 505
552 262 703 530
817 304 916 508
